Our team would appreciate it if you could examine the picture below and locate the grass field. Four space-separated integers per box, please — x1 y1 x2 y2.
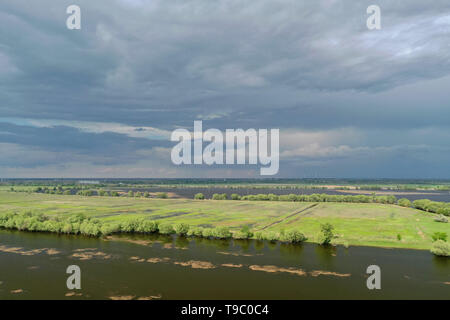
0 191 448 250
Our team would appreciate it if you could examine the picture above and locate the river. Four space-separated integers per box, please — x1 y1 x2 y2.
0 230 448 299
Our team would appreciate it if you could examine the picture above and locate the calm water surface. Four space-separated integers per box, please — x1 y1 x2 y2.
0 230 448 300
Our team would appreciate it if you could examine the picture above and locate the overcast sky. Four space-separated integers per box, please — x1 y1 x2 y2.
1 0 450 178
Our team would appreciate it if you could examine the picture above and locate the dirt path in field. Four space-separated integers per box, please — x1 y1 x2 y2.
257 203 318 231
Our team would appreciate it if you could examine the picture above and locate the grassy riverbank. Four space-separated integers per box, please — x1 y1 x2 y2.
0 191 448 250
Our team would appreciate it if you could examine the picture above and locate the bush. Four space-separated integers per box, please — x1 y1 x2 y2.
434 215 448 223
431 232 447 242
187 227 204 237
397 198 412 207
320 223 334 245
174 223 190 236
120 218 141 233
194 193 205 200
156 192 168 199
430 240 450 257
100 223 121 235
128 191 134 197
234 225 253 239
281 230 307 243
158 223 175 235
135 220 158 233
231 194 241 200
213 226 232 239
202 228 215 238
263 231 279 242
212 193 227 200
255 232 264 241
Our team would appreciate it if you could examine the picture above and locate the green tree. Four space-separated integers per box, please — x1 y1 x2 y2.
431 232 447 242
430 240 450 257
156 192 168 199
194 193 205 200
320 223 334 245
397 198 412 207
174 223 190 236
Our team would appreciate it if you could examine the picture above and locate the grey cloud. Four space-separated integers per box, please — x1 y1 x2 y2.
0 0 450 177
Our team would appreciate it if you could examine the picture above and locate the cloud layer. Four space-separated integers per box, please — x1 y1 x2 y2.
1 0 450 178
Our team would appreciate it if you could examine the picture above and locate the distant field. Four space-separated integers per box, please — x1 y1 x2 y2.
0 191 448 250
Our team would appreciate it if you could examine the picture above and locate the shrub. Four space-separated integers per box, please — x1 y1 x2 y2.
397 198 412 207
214 226 232 239
431 232 447 242
231 194 241 200
255 232 264 241
158 223 175 235
187 227 204 237
128 191 134 197
264 231 279 242
202 228 215 238
111 191 119 197
174 223 190 236
135 220 158 233
120 218 142 233
63 190 71 195
212 193 227 200
397 234 402 241
100 223 121 235
281 230 307 243
156 192 168 199
194 193 205 200
320 223 334 245
434 215 448 223
430 240 450 257
233 225 253 239
143 192 150 198
268 194 279 201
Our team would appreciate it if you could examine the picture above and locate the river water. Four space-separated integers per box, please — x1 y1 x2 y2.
0 230 448 300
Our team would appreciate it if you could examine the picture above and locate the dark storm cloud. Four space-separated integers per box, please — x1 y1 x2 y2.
0 0 449 177
0 122 170 165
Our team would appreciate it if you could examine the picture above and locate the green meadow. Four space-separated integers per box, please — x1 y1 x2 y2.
0 191 448 250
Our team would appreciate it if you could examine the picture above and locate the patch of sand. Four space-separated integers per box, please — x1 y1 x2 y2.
0 245 60 256
174 260 215 269
105 236 153 246
147 257 170 263
27 266 40 270
309 270 351 277
129 256 146 262
65 292 83 297
217 251 256 257
249 265 306 276
71 248 112 261
109 295 135 300
11 289 23 294
221 263 243 268
162 243 187 250
137 294 162 300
